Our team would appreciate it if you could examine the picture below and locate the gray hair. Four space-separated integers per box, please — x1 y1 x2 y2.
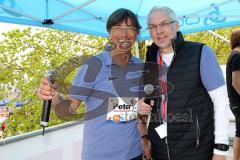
147 6 177 24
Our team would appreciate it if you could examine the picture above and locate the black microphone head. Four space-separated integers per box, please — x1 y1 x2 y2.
144 84 154 96
45 70 57 82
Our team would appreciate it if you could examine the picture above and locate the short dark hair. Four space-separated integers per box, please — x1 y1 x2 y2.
106 8 141 34
230 29 240 50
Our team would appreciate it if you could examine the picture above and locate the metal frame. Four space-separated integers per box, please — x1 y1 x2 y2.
207 30 230 44
0 120 83 146
0 4 43 22
52 0 96 22
56 0 104 22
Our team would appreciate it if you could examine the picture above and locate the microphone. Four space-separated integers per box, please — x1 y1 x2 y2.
40 70 57 135
144 84 154 97
139 84 154 125
144 84 154 104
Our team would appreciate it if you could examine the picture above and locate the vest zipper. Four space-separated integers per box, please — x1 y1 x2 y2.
165 137 171 160
196 115 200 149
162 40 176 160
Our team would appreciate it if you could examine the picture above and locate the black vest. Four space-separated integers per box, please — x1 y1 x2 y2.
146 32 214 160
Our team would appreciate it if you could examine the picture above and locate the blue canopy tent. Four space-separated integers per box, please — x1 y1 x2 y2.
0 0 239 40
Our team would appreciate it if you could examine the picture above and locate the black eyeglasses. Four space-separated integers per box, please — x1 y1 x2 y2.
111 26 137 34
147 21 176 32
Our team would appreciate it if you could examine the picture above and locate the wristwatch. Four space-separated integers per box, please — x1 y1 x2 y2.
214 144 229 151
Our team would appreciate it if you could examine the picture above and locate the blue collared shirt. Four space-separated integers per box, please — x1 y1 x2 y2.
70 51 143 160
157 45 225 92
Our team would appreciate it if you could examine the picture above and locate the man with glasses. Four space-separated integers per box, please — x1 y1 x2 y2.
138 6 229 160
38 8 144 160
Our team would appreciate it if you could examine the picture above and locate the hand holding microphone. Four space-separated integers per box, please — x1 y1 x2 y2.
37 73 57 101
137 84 154 115
137 99 154 115
137 84 154 126
37 70 57 135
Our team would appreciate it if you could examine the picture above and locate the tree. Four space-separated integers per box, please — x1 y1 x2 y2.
184 26 240 64
0 27 107 138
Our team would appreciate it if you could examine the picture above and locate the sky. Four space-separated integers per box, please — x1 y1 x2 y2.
0 22 45 36
0 22 28 34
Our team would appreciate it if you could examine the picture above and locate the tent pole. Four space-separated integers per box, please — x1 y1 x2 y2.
206 30 230 44
0 4 43 22
56 0 105 22
179 15 240 19
46 0 49 19
52 0 96 22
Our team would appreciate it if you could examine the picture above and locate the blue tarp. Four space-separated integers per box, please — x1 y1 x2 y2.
0 0 240 40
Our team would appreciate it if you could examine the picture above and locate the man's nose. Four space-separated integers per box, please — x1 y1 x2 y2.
122 28 128 36
156 25 163 34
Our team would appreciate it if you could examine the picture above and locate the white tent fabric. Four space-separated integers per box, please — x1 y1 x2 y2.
0 0 239 40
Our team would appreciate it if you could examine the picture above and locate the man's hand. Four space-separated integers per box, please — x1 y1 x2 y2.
141 138 151 160
137 99 154 115
212 154 226 160
37 78 57 100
